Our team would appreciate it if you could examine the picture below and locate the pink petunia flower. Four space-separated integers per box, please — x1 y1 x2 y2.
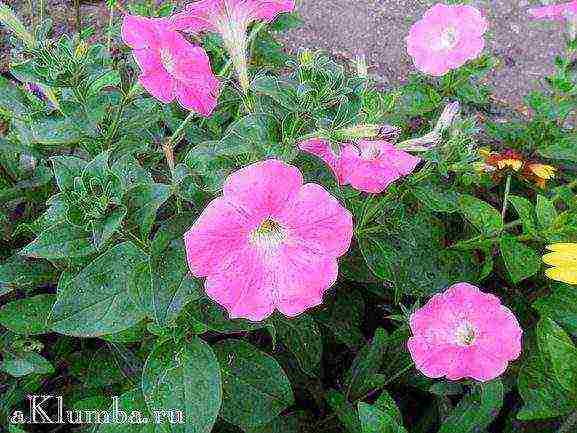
170 0 295 92
406 3 488 76
122 15 220 116
408 283 523 382
183 159 353 321
298 139 421 194
528 1 577 21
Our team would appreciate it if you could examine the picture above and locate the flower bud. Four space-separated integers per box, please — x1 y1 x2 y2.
433 101 460 134
354 53 368 79
333 124 401 142
299 48 314 68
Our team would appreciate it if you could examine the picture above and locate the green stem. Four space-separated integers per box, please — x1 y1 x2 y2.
106 6 114 55
74 0 81 37
501 174 512 222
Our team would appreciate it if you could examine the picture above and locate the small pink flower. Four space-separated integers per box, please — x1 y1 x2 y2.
184 159 353 322
170 0 295 92
528 1 577 21
299 139 421 194
406 3 488 76
408 283 522 382
122 15 220 116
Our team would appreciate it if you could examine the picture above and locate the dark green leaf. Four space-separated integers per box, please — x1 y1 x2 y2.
213 339 294 428
0 294 55 335
142 338 222 433
499 235 541 284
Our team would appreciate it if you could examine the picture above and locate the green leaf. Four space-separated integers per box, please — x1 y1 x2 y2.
0 351 54 377
91 206 127 250
26 116 84 145
438 380 504 433
499 235 541 284
374 390 402 425
150 214 203 325
508 195 537 235
313 288 365 350
518 337 575 420
412 184 459 213
358 402 408 433
50 156 87 191
0 255 55 296
0 294 55 335
533 283 577 337
142 338 222 433
125 184 171 238
97 389 160 433
244 414 300 433
186 298 265 334
0 75 28 114
20 222 96 259
50 242 148 337
537 318 577 392
458 194 503 236
325 390 362 433
538 136 577 163
345 328 388 400
213 339 294 428
536 195 558 230
360 210 479 295
269 313 322 376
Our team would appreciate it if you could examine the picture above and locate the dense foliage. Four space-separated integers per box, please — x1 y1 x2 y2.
1 1 577 432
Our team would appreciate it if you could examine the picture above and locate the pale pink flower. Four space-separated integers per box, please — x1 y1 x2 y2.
184 159 353 321
122 15 220 116
406 3 488 76
298 139 421 194
528 1 577 21
170 0 295 92
408 283 522 382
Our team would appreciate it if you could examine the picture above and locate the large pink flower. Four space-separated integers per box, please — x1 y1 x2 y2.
298 139 421 194
170 0 295 92
122 15 220 116
406 3 488 76
408 283 522 382
184 159 353 321
528 1 577 21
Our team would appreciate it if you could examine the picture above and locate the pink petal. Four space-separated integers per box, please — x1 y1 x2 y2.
278 183 354 257
274 248 338 317
133 48 164 76
407 282 523 382
298 138 345 183
184 197 253 277
174 80 219 116
121 15 163 49
223 159 303 219
169 0 218 33
205 246 275 321
244 0 296 22
138 71 175 104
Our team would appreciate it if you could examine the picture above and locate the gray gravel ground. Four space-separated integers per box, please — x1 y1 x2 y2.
4 0 570 104
281 0 566 104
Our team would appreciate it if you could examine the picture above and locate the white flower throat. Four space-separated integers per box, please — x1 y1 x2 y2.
250 218 287 250
454 321 477 346
160 48 176 75
436 26 459 51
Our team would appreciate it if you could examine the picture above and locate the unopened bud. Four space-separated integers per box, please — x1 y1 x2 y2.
333 124 400 142
75 40 89 59
354 53 368 79
397 131 441 151
433 101 460 134
299 48 314 68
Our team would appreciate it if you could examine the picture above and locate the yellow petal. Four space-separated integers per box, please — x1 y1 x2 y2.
530 164 556 179
546 243 577 254
545 267 577 285
543 252 577 267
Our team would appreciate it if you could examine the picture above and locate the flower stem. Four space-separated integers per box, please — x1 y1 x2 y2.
501 174 512 222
